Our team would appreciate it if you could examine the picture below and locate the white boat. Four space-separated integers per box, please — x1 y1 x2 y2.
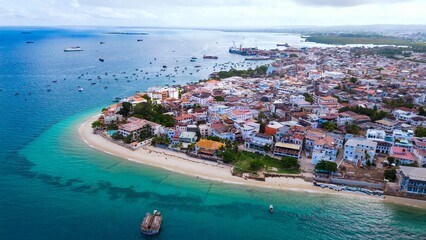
78 87 83 92
269 204 274 213
64 46 83 52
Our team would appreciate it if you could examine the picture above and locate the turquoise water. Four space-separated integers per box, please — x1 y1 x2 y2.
1 27 426 239
107 130 117 136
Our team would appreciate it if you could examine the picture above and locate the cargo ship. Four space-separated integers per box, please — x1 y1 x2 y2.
64 47 83 52
203 55 218 59
245 56 271 61
141 210 162 236
228 46 258 56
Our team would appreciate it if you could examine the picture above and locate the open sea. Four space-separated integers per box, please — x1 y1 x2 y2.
0 27 426 240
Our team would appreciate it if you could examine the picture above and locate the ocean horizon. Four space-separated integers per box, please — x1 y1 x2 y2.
1 27 426 240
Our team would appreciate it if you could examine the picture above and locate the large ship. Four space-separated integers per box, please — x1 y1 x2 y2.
203 55 218 59
141 210 163 236
245 56 271 61
228 46 258 56
64 46 83 52
277 43 289 47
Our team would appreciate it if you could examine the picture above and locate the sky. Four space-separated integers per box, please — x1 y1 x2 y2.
0 0 425 28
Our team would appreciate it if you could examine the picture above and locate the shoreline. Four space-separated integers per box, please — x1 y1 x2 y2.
79 114 426 209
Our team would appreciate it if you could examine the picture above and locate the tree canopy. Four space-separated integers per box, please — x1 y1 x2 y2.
315 160 337 173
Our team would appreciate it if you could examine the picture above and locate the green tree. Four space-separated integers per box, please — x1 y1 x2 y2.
387 157 395 165
419 107 426 117
349 77 358 84
91 120 103 129
281 157 300 169
384 168 397 182
415 125 426 137
345 122 360 135
315 160 338 173
303 93 314 103
322 121 337 132
123 134 132 144
118 102 132 117
214 96 225 102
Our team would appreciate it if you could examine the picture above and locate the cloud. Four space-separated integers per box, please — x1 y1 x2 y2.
292 0 414 7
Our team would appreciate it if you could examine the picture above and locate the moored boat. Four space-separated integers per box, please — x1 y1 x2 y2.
269 204 274 213
245 56 271 61
64 46 83 52
277 43 289 47
141 210 162 236
203 55 218 59
99 58 104 62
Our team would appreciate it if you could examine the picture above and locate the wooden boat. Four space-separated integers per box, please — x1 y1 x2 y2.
141 210 162 235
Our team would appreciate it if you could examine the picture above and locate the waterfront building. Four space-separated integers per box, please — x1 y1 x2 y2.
397 166 426 195
273 142 301 159
195 139 224 156
343 139 377 164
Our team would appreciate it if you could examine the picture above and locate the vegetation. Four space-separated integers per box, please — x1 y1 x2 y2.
322 121 338 132
151 135 171 146
303 92 314 103
345 123 360 135
118 102 132 117
387 157 395 165
306 33 426 49
418 107 426 117
315 160 337 173
91 120 103 129
214 96 225 102
384 98 414 109
216 65 268 79
338 105 389 122
225 150 300 174
415 125 426 137
349 77 358 84
131 101 175 127
384 168 397 182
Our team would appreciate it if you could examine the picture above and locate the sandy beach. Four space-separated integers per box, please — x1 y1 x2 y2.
79 114 426 209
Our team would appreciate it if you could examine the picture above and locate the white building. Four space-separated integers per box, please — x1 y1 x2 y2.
343 139 377 164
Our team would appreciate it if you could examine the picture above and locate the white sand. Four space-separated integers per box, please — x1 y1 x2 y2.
78 114 426 208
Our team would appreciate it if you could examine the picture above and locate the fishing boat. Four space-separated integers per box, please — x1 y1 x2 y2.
269 204 274 213
78 88 83 92
141 210 162 236
64 46 83 52
99 58 104 62
26 41 34 44
100 41 105 44
137 39 143 42
203 55 218 59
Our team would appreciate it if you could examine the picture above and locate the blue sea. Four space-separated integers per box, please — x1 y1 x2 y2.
1 27 426 240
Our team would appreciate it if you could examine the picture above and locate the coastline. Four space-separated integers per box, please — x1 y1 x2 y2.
79 114 426 209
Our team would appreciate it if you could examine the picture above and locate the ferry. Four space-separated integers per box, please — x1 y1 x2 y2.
203 55 218 59
245 56 271 61
64 46 83 52
141 210 162 236
277 43 289 47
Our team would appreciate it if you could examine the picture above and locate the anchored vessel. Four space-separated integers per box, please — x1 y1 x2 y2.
141 210 163 236
64 46 83 52
245 56 271 61
269 204 274 213
203 55 218 59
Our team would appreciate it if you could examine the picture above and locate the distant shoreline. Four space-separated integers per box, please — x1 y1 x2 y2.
105 32 148 35
78 114 426 209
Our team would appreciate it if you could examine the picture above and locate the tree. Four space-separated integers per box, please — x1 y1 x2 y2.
91 120 103 129
214 96 225 102
345 122 360 135
118 102 132 117
349 77 358 84
303 93 314 103
315 160 337 173
123 134 132 144
322 121 337 132
415 125 426 137
384 168 397 182
387 157 395 165
281 157 300 169
223 150 237 163
419 107 426 117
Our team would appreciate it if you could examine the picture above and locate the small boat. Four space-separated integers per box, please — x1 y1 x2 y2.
104 86 108 89
52 80 58 83
78 87 83 92
47 89 51 92
64 46 83 52
277 43 289 47
14 92 20 96
269 204 274 213
203 55 218 59
100 41 105 44
141 210 162 236
26 41 34 44
137 39 143 42
162 64 167 68
99 58 104 62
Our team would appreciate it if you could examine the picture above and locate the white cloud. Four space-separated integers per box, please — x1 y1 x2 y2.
0 0 424 27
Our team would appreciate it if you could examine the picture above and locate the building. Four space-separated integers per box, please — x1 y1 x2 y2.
273 142 301 159
311 135 338 165
376 119 397 132
343 139 377 164
230 109 253 121
179 131 198 147
397 166 426 195
390 146 417 165
244 133 274 152
198 124 212 137
195 139 224 156
118 117 163 141
413 148 426 166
